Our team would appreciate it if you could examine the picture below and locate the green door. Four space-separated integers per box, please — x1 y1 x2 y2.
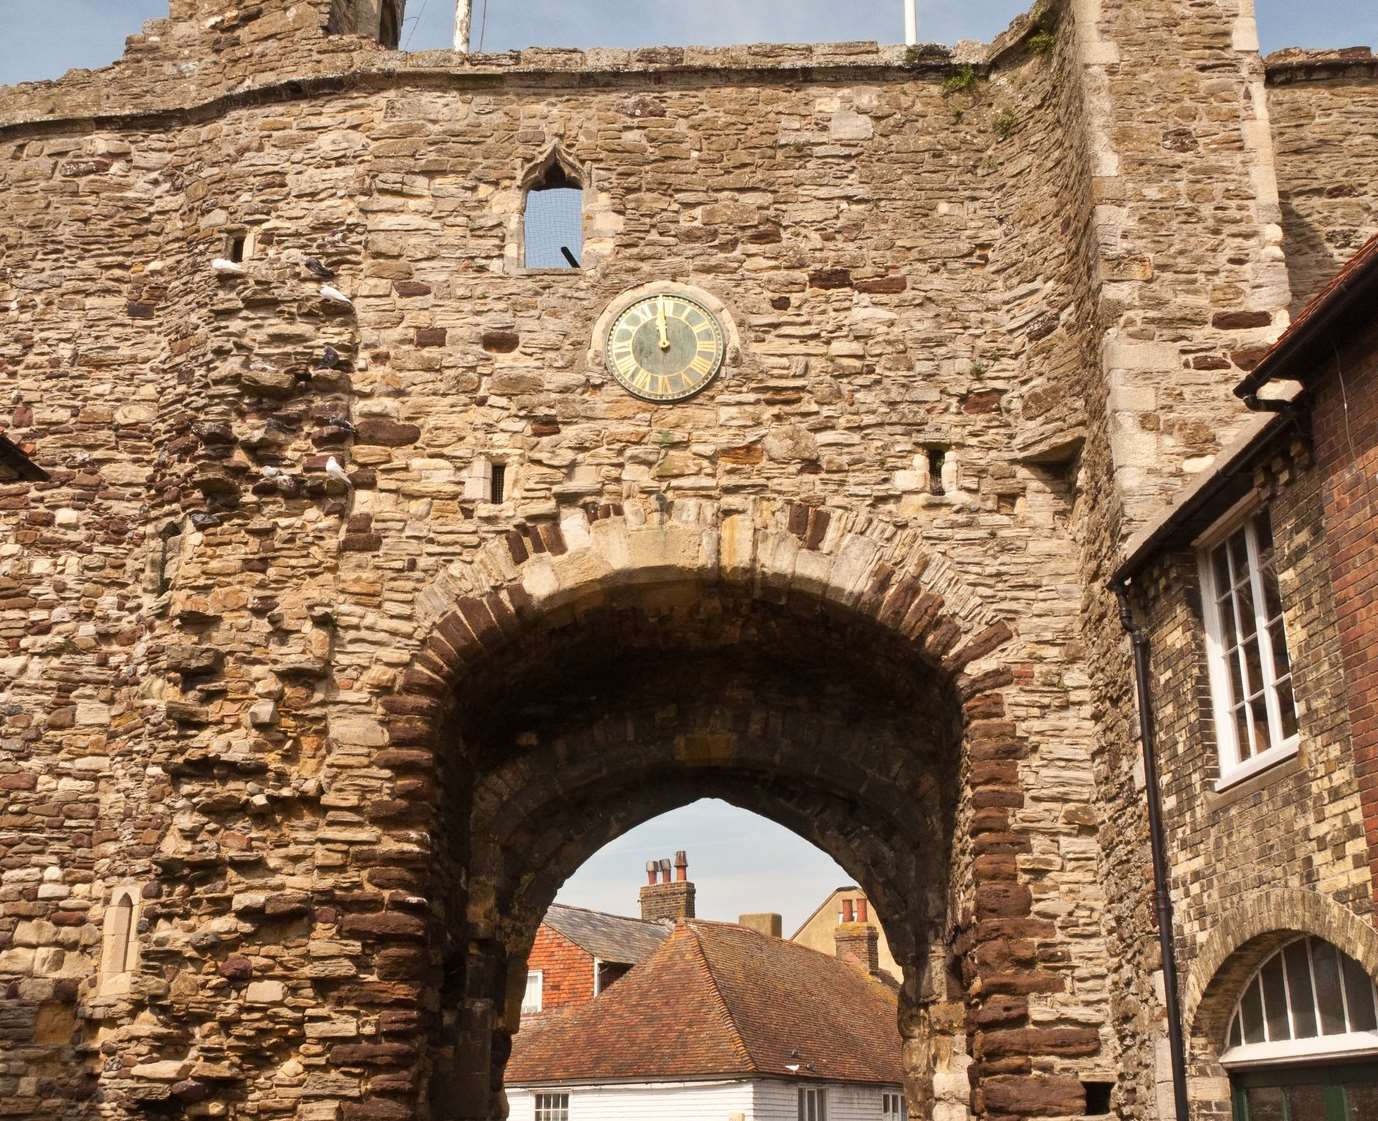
1231 1062 1378 1120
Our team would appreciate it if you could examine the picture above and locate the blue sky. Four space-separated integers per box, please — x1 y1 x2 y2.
1 1 1373 85
557 799 851 933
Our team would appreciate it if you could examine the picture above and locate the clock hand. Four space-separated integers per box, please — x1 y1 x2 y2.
656 297 671 351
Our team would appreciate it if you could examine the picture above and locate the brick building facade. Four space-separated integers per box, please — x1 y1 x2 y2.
1114 234 1378 1119
0 1 1375 1120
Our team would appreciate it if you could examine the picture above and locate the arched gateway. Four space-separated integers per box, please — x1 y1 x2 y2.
336 497 1095 1120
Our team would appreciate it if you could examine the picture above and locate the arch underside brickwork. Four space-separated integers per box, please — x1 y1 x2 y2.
338 499 1099 1121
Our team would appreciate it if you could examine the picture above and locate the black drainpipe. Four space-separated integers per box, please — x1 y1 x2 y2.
1112 580 1190 1121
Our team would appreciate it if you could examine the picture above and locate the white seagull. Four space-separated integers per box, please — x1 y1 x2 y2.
320 285 352 307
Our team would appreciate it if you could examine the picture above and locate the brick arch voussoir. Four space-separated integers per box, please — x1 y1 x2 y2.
390 499 1021 735
1187 887 1378 1045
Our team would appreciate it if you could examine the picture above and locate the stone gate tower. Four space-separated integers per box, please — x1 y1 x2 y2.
0 1 1374 1119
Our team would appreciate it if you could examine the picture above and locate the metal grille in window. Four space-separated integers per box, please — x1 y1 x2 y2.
1224 937 1378 1065
534 1093 569 1121
1201 510 1298 773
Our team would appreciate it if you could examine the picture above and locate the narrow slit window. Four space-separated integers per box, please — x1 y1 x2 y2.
927 448 947 497
490 462 507 504
102 889 139 978
226 232 247 264
1083 1083 1113 1116
524 160 584 270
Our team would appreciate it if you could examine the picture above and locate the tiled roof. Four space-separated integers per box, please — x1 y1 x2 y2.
0 433 48 482
1238 229 1378 396
542 903 671 966
507 920 902 1087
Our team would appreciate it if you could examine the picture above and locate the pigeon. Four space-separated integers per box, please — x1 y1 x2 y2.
320 285 352 307
325 457 353 490
304 257 335 280
261 466 286 479
212 258 245 275
321 417 356 435
320 346 341 370
260 465 300 495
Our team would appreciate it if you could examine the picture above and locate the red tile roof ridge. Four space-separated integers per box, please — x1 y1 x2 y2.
678 923 759 1073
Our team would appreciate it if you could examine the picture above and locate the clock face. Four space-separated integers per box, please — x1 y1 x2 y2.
605 294 726 402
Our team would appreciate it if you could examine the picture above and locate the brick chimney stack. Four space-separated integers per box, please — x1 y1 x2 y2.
639 850 696 922
834 895 879 975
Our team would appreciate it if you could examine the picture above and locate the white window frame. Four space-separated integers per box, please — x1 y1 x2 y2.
522 969 544 1015
1221 936 1378 1068
882 1089 904 1121
798 1085 828 1121
1197 502 1300 789
534 1093 569 1121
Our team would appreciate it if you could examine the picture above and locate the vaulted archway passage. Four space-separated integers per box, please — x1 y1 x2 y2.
427 577 964 1120
345 501 1099 1121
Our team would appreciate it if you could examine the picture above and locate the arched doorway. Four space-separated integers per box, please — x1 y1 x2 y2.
1222 937 1378 1120
427 576 964 1119
361 501 1097 1121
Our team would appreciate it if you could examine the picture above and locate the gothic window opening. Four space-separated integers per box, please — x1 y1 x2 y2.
101 887 140 986
523 154 584 270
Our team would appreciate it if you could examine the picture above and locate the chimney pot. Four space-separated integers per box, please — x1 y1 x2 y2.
856 898 869 924
640 853 696 922
841 899 855 924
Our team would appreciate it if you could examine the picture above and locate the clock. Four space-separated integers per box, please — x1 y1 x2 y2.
604 293 726 402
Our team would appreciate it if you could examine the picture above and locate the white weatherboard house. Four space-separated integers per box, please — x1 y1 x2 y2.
506 919 905 1121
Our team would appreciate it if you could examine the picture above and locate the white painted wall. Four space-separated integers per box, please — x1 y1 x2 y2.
755 1080 898 1121
507 1079 902 1121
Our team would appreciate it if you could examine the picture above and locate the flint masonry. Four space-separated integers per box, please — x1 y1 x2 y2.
0 1 1376 1120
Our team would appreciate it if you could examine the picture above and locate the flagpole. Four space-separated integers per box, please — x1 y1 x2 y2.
904 0 917 45
455 0 473 51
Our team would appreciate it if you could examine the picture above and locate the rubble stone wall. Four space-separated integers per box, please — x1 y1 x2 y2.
1266 49 1378 312
0 0 1373 1118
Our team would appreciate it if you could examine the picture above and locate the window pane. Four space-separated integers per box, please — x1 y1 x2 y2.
1311 940 1348 1035
1241 977 1267 1044
1234 705 1254 762
1229 531 1250 585
1252 512 1273 556
1213 544 1232 596
1345 1081 1378 1120
1250 691 1273 754
1268 619 1293 681
1283 940 1318 1038
1341 954 1378 1032
1260 953 1290 1041
1244 1086 1286 1121
1221 596 1241 660
1243 637 1264 694
1229 1010 1243 1049
1286 1084 1329 1121
1236 585 1259 641
799 1089 805 1121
